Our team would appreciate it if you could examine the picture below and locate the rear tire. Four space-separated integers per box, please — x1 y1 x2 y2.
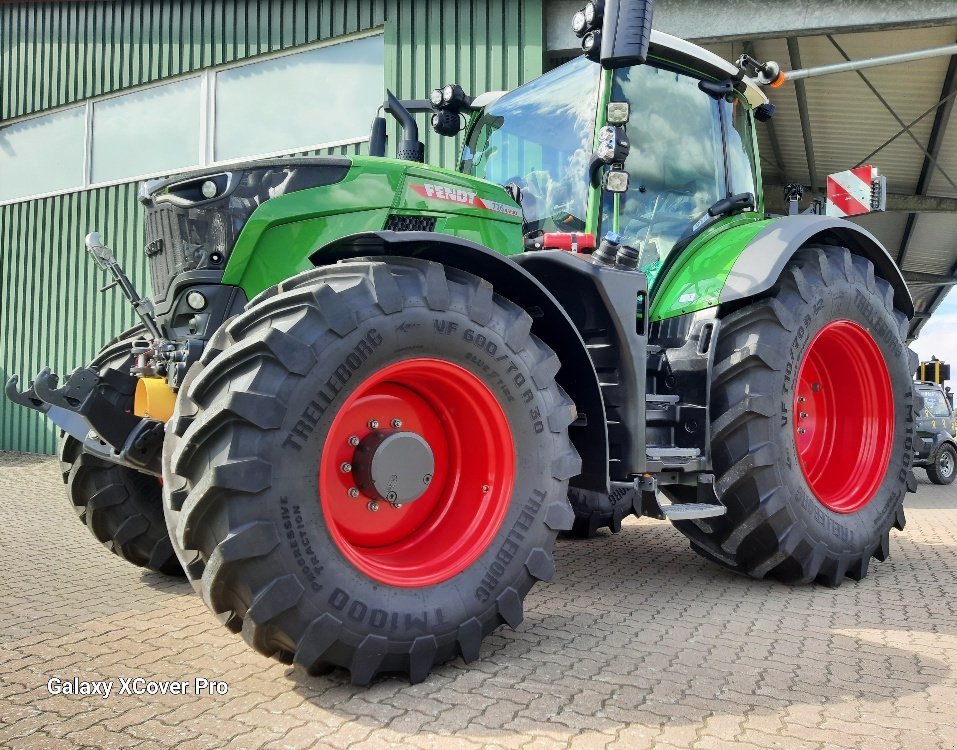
673 247 916 586
927 444 957 485
563 485 639 538
58 328 182 576
162 258 579 684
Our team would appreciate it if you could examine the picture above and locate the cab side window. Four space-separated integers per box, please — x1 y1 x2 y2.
725 99 757 198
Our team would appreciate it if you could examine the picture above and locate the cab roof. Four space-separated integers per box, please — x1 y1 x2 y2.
648 30 768 107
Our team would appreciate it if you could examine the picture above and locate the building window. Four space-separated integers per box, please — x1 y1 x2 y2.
0 31 383 205
0 106 86 201
215 34 384 162
91 77 203 184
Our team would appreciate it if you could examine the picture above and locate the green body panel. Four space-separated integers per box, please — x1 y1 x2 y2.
222 156 523 298
649 216 776 321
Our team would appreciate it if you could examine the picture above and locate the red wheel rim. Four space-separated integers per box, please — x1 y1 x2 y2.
793 320 894 513
318 358 515 587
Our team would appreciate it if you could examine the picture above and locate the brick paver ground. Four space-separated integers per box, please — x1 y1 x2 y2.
1 451 955 750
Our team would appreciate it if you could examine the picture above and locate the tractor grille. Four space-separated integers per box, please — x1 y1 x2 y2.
144 204 191 303
143 201 232 303
141 159 352 304
385 215 437 233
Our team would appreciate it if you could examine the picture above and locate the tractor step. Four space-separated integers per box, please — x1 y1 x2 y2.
658 502 727 521
646 447 701 460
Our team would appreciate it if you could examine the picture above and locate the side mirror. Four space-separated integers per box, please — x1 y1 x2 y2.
600 0 654 69
572 0 655 69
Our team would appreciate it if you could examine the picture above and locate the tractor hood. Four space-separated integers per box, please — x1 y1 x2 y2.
136 155 523 306
213 155 523 296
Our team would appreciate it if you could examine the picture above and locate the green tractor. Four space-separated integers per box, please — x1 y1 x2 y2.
7 0 918 684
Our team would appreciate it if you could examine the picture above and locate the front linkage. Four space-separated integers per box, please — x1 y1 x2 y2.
5 233 173 476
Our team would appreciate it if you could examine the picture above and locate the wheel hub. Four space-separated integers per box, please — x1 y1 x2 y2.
352 430 434 503
318 358 515 588
940 451 954 478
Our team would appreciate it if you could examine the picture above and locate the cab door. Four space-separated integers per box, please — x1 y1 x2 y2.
599 64 759 288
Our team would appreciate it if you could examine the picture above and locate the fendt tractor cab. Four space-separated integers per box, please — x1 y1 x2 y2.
7 0 919 684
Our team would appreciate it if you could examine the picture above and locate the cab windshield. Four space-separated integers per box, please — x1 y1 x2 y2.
461 57 600 233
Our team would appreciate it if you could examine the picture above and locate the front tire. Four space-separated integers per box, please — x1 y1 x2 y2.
58 328 181 576
162 258 579 684
927 444 957 485
673 247 916 585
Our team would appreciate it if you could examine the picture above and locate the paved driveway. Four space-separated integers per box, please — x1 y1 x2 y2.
1 452 955 750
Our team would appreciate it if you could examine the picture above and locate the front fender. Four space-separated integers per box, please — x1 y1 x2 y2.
310 231 610 493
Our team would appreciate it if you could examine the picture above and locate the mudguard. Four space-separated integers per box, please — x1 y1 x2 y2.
310 231 610 492
651 214 915 322
720 215 914 317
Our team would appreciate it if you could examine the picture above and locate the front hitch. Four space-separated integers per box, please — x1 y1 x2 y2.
5 374 92 443
4 229 167 476
5 369 164 476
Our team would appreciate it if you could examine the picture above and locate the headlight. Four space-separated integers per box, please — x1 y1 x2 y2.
597 125 630 164
186 291 207 311
442 84 454 104
572 10 587 37
584 1 599 25
429 88 444 107
201 180 218 199
603 170 630 193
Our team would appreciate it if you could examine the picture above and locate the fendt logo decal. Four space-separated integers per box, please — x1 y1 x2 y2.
409 183 521 217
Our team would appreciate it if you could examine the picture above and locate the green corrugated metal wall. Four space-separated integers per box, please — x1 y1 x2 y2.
0 0 544 453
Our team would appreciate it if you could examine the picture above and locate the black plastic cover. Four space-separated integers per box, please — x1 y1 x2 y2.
600 0 654 69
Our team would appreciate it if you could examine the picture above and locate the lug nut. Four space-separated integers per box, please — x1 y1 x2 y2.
340 462 352 473
386 491 398 502
798 428 807 434
800 412 808 419
390 501 403 509
368 419 380 430
482 484 490 492
348 435 360 446
798 397 806 403
368 501 379 512
391 418 403 429
423 474 432 485
348 487 360 498
812 382 821 392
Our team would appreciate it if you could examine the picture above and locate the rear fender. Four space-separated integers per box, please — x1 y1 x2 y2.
310 231 610 492
651 215 914 322
719 215 914 316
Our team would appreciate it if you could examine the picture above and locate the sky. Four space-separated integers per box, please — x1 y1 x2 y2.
912 289 957 375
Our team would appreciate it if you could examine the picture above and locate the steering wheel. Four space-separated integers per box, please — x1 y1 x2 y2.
625 189 695 239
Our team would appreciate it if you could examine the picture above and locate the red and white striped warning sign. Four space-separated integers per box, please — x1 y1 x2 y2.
825 165 882 217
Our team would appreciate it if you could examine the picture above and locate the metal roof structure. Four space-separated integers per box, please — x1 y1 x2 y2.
711 29 957 341
547 0 957 341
